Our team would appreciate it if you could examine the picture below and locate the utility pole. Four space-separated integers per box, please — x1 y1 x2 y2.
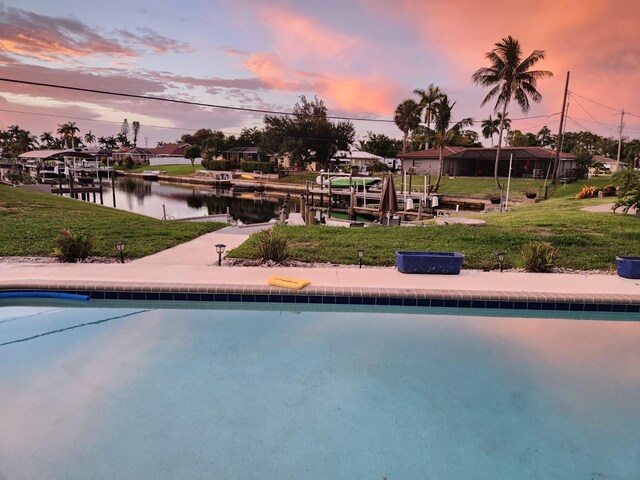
552 71 570 185
615 109 625 171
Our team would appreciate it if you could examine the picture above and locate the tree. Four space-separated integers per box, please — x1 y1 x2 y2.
358 131 402 158
56 121 80 149
0 125 37 156
132 121 141 147
39 131 56 149
508 129 539 147
413 83 443 148
428 95 474 192
184 144 201 166
238 127 263 146
496 112 511 146
84 130 96 147
394 99 421 155
611 162 640 189
536 125 555 148
261 95 355 171
179 128 215 145
472 35 552 188
120 119 130 144
481 115 500 147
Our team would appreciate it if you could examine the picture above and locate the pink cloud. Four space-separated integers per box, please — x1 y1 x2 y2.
0 6 190 63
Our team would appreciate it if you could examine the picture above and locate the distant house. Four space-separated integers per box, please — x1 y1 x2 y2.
399 147 578 179
112 147 154 164
332 149 383 173
223 146 268 163
147 143 190 157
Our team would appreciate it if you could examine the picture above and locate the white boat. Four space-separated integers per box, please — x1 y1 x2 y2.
142 170 162 180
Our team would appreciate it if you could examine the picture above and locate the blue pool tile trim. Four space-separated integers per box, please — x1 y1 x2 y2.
1 287 640 314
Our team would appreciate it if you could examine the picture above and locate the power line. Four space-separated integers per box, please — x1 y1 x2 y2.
0 76 395 123
568 90 621 113
569 93 616 132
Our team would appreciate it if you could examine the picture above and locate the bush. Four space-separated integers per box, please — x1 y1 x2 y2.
256 229 289 264
240 161 275 173
53 228 95 263
4 170 34 184
602 184 617 197
575 185 599 199
369 161 389 172
521 241 557 273
612 187 640 215
201 159 233 171
123 155 135 169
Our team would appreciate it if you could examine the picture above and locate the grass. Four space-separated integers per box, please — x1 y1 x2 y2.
115 164 202 175
230 177 638 271
0 185 224 258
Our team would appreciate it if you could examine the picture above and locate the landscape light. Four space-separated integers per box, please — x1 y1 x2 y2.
496 251 505 272
115 241 126 264
215 243 226 266
357 248 365 269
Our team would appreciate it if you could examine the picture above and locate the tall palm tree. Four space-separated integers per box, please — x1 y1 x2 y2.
496 112 511 146
84 130 96 147
413 83 443 149
131 121 141 147
394 99 421 155
472 36 552 188
428 95 474 192
481 115 500 147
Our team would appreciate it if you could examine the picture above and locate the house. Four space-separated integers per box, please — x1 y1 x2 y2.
222 146 268 163
399 147 578 179
147 143 190 157
112 147 154 164
332 149 383 173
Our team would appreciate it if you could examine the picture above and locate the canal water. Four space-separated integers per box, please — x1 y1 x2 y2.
103 177 298 223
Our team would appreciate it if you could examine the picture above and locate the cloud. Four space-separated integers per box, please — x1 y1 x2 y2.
0 6 190 63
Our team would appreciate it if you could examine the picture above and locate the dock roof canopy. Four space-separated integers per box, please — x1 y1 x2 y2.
18 149 96 160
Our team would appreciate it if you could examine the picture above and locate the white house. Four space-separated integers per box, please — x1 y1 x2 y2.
332 149 383 173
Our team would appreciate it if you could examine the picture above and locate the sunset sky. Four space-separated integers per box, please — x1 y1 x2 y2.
1 0 639 147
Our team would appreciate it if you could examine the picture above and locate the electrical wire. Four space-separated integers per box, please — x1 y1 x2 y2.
569 93 616 132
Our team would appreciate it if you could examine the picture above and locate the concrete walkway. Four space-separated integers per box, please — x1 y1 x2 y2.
1 225 639 304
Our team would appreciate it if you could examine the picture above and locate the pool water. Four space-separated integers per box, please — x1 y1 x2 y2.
1 302 639 479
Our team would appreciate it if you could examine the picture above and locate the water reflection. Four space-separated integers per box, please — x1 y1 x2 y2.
103 177 298 223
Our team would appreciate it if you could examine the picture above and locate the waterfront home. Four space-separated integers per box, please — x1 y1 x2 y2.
399 146 578 179
332 149 383 173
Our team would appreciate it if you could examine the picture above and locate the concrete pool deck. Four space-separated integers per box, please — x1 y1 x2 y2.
2 230 640 306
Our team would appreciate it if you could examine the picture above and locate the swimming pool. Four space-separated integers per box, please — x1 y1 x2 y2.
1 301 639 479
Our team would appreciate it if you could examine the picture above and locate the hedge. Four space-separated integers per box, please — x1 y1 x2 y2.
240 161 275 173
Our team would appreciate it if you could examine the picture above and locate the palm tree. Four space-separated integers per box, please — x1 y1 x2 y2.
56 121 80 149
132 121 141 147
428 95 474 192
481 115 500 147
413 84 443 149
472 35 552 188
394 99 421 155
496 112 511 146
84 130 96 147
39 131 55 149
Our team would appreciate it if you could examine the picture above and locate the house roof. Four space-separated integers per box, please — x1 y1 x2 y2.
147 143 189 155
399 146 465 159
400 146 575 161
224 146 260 153
18 149 96 160
114 147 153 155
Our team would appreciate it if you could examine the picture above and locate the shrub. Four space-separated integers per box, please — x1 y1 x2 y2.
575 185 599 199
521 241 557 273
602 184 617 197
4 170 34 184
369 161 389 172
53 228 95 263
256 229 289 264
240 161 275 173
123 155 135 169
612 187 640 215
201 159 233 171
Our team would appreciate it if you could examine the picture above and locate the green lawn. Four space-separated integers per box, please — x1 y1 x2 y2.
230 178 638 271
0 186 224 258
115 164 202 175
273 172 319 184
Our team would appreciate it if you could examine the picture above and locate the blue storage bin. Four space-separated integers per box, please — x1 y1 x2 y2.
615 256 640 279
396 251 465 274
